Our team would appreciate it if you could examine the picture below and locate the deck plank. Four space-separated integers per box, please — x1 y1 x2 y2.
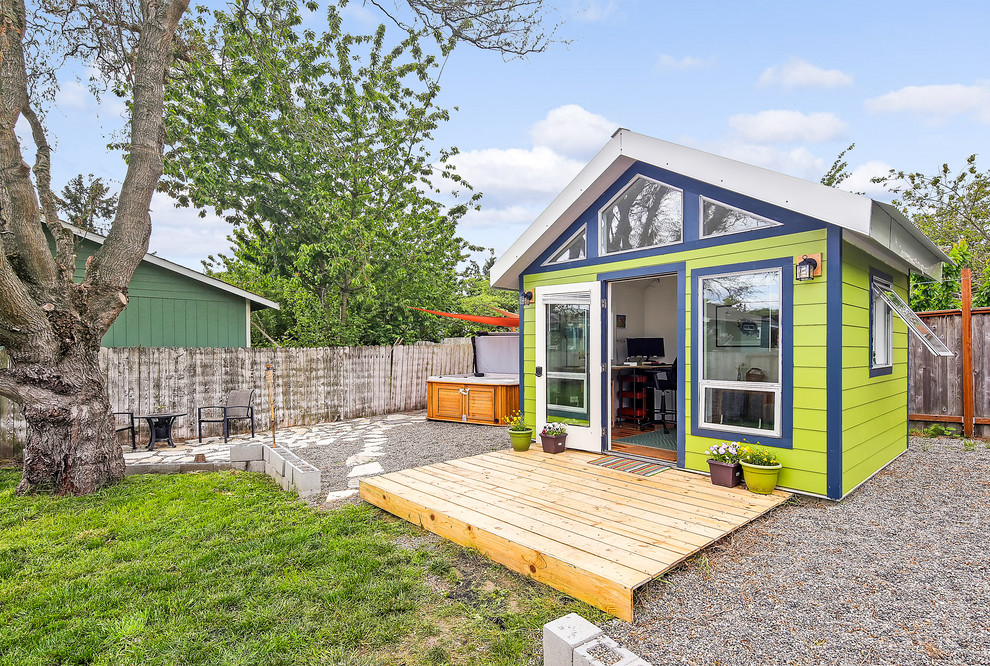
360 448 790 622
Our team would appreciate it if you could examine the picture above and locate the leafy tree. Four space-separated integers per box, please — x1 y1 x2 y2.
874 155 990 281
820 143 855 188
164 1 482 346
56 174 119 234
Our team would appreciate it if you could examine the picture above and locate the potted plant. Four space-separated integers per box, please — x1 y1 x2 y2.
540 422 567 453
740 446 782 494
506 410 533 452
703 441 743 487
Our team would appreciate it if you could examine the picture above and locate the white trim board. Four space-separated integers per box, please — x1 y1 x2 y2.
490 130 949 289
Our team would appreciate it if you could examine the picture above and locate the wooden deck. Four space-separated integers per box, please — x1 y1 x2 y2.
360 448 790 622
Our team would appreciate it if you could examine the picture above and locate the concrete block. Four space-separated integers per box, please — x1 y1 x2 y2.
262 445 272 463
543 614 603 666
179 462 221 473
267 465 283 485
230 461 247 471
280 470 292 491
292 467 321 497
245 460 265 473
230 443 263 462
573 636 641 666
266 450 285 476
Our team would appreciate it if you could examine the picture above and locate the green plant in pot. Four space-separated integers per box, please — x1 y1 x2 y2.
540 422 567 454
703 441 744 487
740 446 782 494
506 410 533 452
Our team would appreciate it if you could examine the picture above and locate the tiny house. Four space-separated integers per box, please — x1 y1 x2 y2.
490 130 953 499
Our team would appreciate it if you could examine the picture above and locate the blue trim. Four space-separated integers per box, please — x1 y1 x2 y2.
868 266 895 378
522 162 828 278
596 262 688 465
518 275 526 419
826 227 844 499
690 258 794 449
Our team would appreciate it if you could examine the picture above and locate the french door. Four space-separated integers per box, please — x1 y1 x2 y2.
534 282 603 452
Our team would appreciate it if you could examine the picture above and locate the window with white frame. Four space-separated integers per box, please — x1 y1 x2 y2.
600 175 682 255
543 226 586 265
700 197 781 238
699 268 782 436
871 276 893 369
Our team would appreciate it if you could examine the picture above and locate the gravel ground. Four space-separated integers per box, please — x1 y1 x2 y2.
605 437 990 665
293 412 505 507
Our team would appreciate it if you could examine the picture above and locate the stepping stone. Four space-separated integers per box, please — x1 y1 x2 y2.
347 462 383 478
326 489 359 502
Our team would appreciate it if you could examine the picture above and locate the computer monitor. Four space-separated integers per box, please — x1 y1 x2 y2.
626 337 664 359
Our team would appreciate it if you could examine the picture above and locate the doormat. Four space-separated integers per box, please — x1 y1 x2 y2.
615 429 677 451
588 455 669 477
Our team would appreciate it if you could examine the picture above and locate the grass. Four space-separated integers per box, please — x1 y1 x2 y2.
0 470 607 665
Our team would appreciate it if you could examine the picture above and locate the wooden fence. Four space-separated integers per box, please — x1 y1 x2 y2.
909 307 990 437
0 340 474 458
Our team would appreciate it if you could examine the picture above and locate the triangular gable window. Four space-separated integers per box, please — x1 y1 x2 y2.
543 226 586 265
600 176 682 255
873 282 954 357
701 197 781 238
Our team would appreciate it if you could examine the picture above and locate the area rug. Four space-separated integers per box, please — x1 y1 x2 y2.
614 429 677 451
587 455 670 476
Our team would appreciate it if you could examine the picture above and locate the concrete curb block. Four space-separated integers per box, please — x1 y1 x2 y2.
124 443 319 500
543 614 651 666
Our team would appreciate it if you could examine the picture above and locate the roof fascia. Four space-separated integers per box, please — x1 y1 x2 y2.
64 223 281 310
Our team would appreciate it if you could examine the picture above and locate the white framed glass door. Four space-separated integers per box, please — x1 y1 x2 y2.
535 282 603 452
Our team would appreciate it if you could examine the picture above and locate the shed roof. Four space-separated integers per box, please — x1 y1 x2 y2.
490 130 949 289
65 223 280 311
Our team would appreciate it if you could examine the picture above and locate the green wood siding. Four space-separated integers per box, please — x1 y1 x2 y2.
524 228 830 496
840 242 908 494
70 238 249 348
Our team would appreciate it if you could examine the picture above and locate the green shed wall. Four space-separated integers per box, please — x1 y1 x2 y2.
840 241 909 494
71 238 249 348
523 228 831 496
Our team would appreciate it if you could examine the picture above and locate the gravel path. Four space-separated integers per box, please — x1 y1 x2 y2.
292 412 506 507
604 437 990 665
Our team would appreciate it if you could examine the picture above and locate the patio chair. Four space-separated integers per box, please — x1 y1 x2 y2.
198 389 256 443
114 411 136 450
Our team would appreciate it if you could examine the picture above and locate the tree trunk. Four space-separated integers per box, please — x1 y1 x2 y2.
15 350 124 495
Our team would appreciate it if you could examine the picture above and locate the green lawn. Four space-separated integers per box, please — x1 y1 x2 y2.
0 469 606 665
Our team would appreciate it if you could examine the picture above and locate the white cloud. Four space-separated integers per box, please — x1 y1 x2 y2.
529 104 618 157
839 160 896 196
57 81 90 109
573 0 620 22
865 82 990 123
656 54 711 72
148 193 233 270
729 110 847 144
757 58 853 89
452 145 584 208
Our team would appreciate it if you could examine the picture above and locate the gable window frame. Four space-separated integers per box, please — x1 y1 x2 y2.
542 224 587 267
699 195 782 239
697 266 784 439
598 174 683 257
869 271 894 376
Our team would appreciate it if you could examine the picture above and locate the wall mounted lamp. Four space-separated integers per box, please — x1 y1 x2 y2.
795 253 822 281
522 290 534 306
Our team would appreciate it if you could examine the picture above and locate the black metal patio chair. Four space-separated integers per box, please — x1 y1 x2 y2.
198 389 256 443
114 411 136 450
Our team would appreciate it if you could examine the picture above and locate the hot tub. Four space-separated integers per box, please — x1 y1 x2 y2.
427 373 519 426
426 332 520 426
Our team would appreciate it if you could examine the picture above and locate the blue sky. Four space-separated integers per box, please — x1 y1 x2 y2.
37 0 990 269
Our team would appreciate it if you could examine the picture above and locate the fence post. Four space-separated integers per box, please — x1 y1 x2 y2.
962 268 974 438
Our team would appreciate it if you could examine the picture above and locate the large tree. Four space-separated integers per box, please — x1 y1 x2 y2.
0 0 188 494
162 1 482 347
1 0 552 495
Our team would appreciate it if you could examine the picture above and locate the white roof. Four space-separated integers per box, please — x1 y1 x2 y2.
66 223 280 310
490 129 948 288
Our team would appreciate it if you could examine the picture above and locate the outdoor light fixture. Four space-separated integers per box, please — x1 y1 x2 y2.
522 290 534 305
795 254 820 281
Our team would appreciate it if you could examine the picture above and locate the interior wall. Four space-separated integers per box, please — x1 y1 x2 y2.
611 274 679 362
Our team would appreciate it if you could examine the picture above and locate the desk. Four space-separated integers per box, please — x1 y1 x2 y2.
610 364 672 429
135 412 186 451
